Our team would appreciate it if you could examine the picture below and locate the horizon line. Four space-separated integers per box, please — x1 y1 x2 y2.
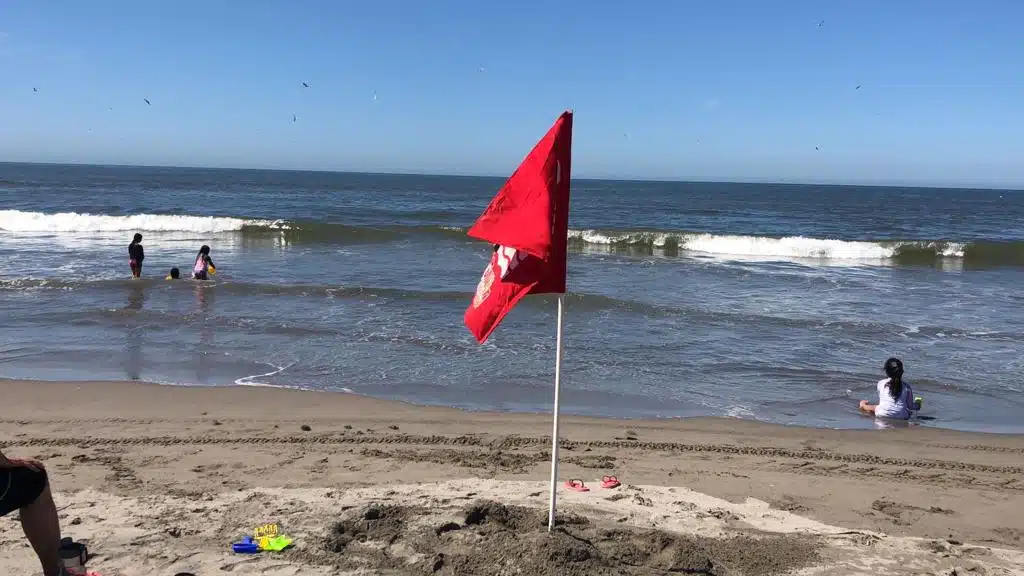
1 160 1021 192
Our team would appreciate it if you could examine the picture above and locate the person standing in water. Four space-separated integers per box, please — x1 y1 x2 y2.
192 245 215 280
128 233 144 278
859 357 921 420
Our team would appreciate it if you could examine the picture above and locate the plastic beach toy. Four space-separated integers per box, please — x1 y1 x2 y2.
258 535 294 552
253 523 279 539
232 536 260 554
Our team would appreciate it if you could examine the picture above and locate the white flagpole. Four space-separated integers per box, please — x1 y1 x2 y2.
547 294 565 531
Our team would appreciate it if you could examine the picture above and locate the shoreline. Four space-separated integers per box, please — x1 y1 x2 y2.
7 375 1023 436
2 378 1022 574
5 377 1024 442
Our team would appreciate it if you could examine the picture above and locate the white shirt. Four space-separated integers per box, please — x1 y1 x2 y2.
875 378 915 420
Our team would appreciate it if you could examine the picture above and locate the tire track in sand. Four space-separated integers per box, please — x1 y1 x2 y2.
4 433 1021 476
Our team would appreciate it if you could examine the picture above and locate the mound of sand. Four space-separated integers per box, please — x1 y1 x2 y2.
316 500 821 575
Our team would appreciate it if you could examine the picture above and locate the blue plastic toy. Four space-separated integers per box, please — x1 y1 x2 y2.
232 536 260 554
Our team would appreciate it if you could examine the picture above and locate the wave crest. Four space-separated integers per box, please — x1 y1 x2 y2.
3 211 1022 267
568 229 967 260
0 210 286 233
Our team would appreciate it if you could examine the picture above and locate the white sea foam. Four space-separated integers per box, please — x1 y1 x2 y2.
0 211 969 262
725 404 757 419
0 210 288 233
234 362 293 387
568 229 966 260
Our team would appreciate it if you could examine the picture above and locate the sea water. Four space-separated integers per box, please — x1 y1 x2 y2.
1 163 1022 433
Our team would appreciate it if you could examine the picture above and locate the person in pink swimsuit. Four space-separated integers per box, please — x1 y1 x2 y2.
193 245 215 280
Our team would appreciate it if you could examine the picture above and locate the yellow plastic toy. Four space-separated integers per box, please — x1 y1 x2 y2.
251 523 292 551
253 523 278 539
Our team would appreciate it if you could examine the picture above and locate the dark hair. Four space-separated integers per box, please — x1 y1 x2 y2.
199 245 210 255
492 244 500 253
133 233 143 243
884 357 904 401
169 267 180 279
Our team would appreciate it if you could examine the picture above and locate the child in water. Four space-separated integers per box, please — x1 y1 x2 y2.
166 267 180 280
859 357 922 420
192 245 215 280
128 233 144 278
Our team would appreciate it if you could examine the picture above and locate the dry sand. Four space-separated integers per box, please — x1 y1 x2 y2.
1 379 1022 575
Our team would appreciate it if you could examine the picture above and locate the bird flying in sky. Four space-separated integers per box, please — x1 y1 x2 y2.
144 98 151 106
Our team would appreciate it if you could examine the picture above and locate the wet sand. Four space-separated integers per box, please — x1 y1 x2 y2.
1 379 1022 575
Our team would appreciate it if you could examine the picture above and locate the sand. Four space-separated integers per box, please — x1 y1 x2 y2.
1 379 1022 575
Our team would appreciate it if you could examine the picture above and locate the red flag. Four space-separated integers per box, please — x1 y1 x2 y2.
464 111 572 343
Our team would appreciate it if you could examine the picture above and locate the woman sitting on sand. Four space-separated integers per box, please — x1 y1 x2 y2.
859 357 920 420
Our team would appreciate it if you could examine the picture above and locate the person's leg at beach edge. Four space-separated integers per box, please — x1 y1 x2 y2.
0 456 65 576
22 483 63 575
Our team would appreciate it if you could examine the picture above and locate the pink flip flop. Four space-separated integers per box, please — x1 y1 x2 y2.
601 475 621 489
564 479 589 492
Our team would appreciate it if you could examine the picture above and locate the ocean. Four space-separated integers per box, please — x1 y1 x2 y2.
1 162 1022 433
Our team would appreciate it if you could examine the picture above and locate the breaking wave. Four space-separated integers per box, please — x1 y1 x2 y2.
566 229 1024 267
568 229 963 258
2 211 1023 267
0 210 286 234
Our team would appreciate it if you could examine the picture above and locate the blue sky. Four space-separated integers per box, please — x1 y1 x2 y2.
2 0 1023 186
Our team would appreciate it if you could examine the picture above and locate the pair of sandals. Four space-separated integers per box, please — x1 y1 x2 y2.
564 475 620 492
